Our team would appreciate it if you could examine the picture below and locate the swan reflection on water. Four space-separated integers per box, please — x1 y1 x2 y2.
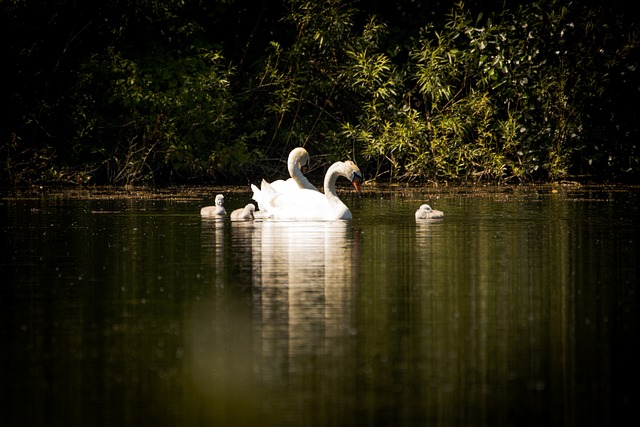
192 216 360 422
246 220 358 361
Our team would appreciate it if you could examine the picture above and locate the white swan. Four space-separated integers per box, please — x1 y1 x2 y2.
415 204 444 220
200 194 226 217
252 160 363 220
230 203 256 220
267 147 319 193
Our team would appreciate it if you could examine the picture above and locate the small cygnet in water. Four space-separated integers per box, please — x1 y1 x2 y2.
415 203 444 220
230 203 256 220
200 194 226 217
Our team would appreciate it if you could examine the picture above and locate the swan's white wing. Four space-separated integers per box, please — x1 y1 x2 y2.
251 183 263 209
269 177 301 194
267 189 331 220
263 188 351 220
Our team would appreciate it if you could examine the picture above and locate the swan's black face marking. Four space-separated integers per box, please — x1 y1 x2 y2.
352 171 363 182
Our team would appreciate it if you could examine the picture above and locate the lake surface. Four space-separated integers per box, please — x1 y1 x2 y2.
1 184 638 426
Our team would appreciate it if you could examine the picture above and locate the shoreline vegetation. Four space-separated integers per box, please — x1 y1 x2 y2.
3 0 639 187
3 182 639 203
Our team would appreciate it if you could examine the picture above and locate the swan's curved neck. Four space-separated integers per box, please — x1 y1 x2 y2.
288 161 307 186
288 152 313 189
323 162 346 200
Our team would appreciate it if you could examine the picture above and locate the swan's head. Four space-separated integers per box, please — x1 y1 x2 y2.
215 194 225 207
345 161 364 194
246 203 256 212
290 147 311 173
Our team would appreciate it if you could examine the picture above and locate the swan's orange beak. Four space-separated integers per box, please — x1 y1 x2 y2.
352 177 363 194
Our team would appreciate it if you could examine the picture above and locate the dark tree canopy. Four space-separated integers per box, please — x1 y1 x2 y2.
2 0 639 185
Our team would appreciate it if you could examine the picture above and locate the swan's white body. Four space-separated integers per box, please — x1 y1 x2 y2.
200 194 226 217
230 203 256 220
252 160 363 221
267 147 319 194
415 204 444 220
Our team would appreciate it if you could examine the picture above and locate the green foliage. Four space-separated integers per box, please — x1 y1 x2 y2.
68 7 246 185
2 0 638 185
249 0 362 160
1 133 72 185
340 1 639 182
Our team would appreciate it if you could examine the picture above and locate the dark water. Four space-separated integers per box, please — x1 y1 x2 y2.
1 185 638 426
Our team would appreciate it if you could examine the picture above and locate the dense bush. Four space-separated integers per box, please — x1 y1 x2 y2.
2 0 638 185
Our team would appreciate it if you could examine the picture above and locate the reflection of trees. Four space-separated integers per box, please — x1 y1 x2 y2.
6 191 638 425
4 197 215 426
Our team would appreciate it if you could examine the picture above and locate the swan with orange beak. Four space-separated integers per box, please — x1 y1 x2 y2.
252 160 363 220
